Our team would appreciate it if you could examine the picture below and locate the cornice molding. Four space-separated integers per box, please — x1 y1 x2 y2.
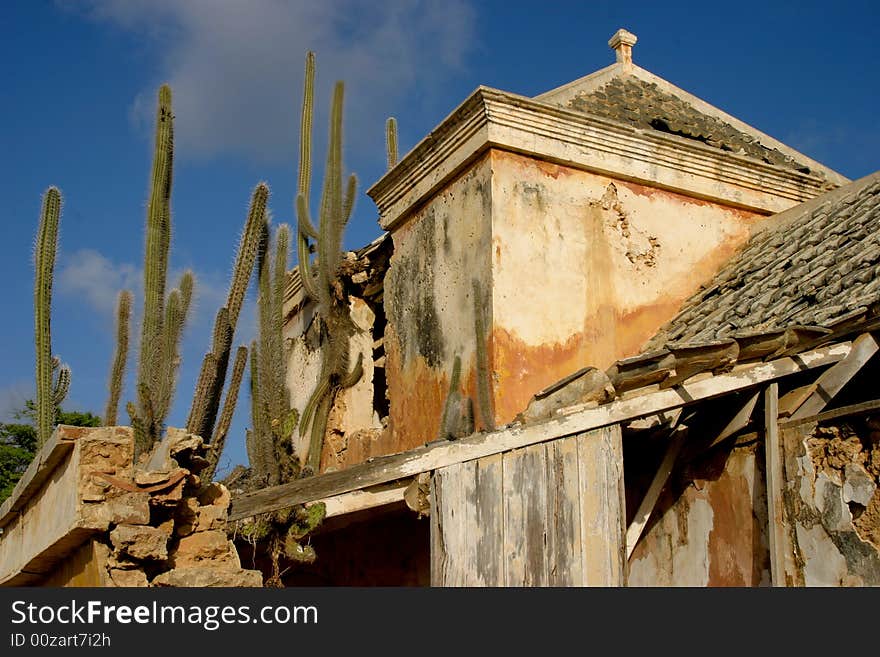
367 87 839 232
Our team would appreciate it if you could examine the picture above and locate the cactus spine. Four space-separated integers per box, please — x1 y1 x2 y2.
386 117 398 170
51 358 71 412
104 290 133 425
295 53 363 473
34 187 62 447
246 216 324 582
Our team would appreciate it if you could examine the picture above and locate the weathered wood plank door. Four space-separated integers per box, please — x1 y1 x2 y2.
430 426 625 586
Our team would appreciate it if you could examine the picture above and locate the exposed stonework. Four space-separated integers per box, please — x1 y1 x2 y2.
152 567 262 588
110 524 171 561
108 567 149 588
171 531 241 569
781 420 880 585
0 426 263 588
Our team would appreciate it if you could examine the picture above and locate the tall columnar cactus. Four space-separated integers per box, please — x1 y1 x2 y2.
202 344 248 486
34 187 63 447
154 269 194 422
186 182 266 445
104 290 133 425
248 222 299 488
295 53 363 473
245 216 325 585
385 117 398 170
128 85 195 460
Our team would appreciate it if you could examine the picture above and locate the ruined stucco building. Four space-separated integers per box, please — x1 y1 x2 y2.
4 29 878 587
252 29 879 587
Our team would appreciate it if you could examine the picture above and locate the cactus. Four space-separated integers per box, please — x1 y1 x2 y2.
104 290 133 425
34 187 63 447
294 53 364 473
128 84 194 460
201 344 248 485
472 281 494 431
249 221 299 488
186 183 266 445
386 117 398 170
51 358 71 412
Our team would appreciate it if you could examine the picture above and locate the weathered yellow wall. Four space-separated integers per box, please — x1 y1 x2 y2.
489 150 764 423
384 153 494 453
381 148 767 452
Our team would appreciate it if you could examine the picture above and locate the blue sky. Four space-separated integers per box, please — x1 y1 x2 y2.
2 1 878 475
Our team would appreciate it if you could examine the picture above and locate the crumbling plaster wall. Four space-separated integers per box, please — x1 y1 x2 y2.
628 444 772 586
627 417 880 587
384 154 495 453
382 148 767 452
781 420 880 586
489 150 764 422
284 294 381 471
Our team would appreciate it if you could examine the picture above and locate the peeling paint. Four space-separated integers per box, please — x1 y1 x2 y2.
629 447 771 587
783 421 880 586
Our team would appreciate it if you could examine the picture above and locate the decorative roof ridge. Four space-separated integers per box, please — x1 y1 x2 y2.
535 30 848 186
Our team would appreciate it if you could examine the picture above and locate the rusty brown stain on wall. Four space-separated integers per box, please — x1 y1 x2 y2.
706 462 758 586
493 150 576 181
629 447 771 586
384 323 450 454
491 326 593 425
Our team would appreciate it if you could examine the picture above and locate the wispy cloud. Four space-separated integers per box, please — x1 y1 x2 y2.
57 248 230 335
66 0 476 162
57 249 140 318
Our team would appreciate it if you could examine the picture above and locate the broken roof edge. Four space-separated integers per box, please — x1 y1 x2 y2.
367 85 835 232
283 230 391 315
228 338 855 522
520 310 880 427
537 62 849 188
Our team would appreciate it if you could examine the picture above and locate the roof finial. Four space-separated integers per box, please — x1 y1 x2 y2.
609 28 638 65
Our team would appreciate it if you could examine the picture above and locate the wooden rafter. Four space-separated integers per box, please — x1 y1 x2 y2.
764 383 787 587
788 332 878 420
625 426 687 559
707 391 760 448
229 341 851 522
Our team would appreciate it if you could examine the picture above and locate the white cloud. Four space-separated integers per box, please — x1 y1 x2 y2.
56 249 230 337
68 0 476 162
57 249 140 318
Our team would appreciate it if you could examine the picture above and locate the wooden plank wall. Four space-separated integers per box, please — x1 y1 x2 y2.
430 426 625 586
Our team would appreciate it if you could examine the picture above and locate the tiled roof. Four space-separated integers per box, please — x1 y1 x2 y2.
646 172 880 349
566 76 825 178
518 171 880 424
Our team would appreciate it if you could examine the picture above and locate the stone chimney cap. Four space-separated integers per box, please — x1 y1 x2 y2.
609 28 638 64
